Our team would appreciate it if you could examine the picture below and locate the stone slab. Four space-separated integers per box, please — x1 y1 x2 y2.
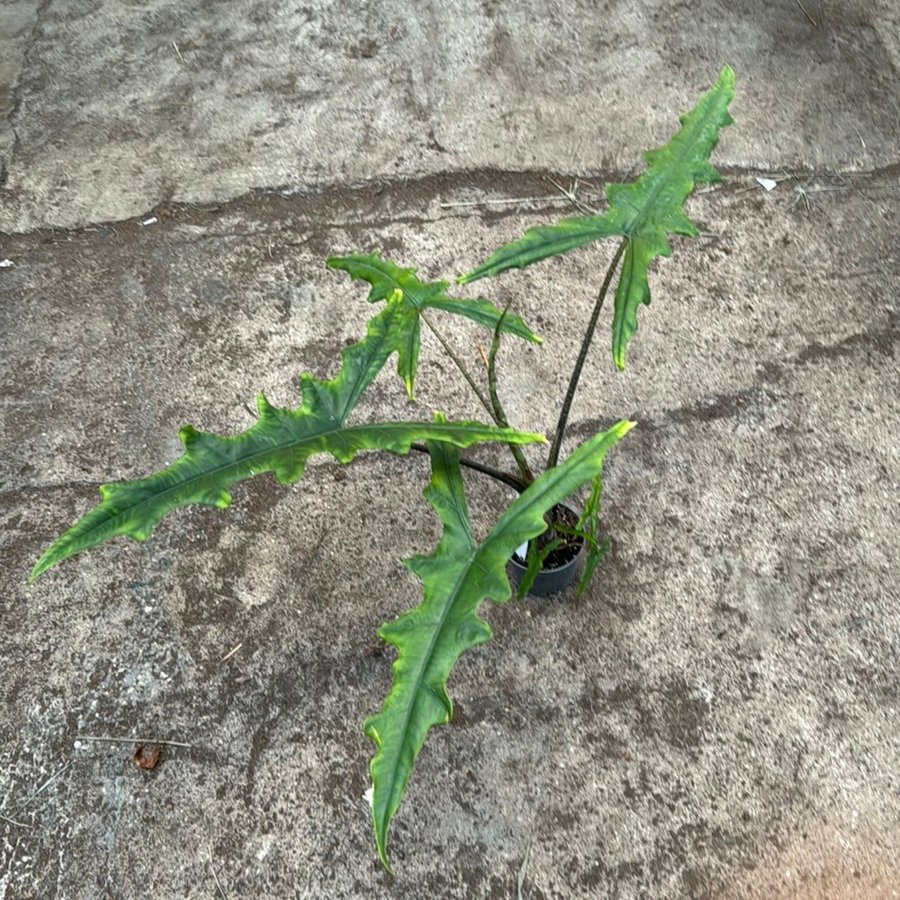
1 0 898 232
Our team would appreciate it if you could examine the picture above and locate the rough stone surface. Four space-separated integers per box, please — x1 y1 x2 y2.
1 0 899 231
2 2 899 899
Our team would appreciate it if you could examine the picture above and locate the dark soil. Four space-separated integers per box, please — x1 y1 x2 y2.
513 503 583 570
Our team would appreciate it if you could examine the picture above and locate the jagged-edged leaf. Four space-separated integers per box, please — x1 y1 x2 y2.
364 418 634 869
328 252 541 396
459 66 735 369
457 215 621 283
30 294 545 581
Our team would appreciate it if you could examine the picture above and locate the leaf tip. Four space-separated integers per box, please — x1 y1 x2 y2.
369 788 394 873
30 529 81 581
29 554 51 583
616 419 637 438
712 65 737 109
374 830 394 874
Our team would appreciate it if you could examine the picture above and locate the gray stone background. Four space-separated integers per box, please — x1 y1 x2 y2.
1 1 898 897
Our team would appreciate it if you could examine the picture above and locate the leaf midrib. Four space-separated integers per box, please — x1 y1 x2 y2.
377 546 478 827
375 452 476 822
40 420 526 569
618 83 727 239
379 465 589 819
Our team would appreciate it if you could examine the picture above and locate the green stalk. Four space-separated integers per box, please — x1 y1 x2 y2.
546 240 626 470
420 311 494 417
409 443 526 492
488 302 536 485
420 310 533 485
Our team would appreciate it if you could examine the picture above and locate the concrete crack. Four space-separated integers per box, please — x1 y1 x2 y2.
5 159 899 238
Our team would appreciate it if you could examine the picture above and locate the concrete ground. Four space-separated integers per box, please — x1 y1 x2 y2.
1 1 898 898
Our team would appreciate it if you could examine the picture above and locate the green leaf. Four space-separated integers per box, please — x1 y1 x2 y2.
574 473 611 597
364 418 634 869
30 294 545 581
458 66 736 369
457 215 621 283
328 252 542 396
515 537 565 599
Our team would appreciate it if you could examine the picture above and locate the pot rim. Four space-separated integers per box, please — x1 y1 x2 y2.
508 502 585 574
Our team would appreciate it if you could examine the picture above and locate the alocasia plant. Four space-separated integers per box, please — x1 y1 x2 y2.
30 66 735 869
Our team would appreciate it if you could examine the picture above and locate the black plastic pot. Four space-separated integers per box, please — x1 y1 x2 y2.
506 505 586 597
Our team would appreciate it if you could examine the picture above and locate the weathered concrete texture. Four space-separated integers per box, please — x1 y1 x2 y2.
0 1 39 181
1 162 898 897
1 0 899 232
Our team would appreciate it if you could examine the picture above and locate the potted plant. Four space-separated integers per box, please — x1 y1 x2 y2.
29 67 735 870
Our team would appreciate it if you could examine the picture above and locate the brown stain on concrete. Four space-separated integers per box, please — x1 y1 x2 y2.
717 820 900 900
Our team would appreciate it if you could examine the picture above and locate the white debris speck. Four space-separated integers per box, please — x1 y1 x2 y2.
255 834 274 861
0 258 13 267
691 684 715 707
364 786 374 808
141 216 158 226
755 177 778 192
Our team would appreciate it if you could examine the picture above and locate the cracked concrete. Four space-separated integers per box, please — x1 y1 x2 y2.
2 1 899 898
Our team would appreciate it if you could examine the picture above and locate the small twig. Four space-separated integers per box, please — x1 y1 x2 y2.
0 811 31 828
208 844 228 899
172 41 187 65
517 838 533 900
544 176 595 215
419 311 495 419
789 185 813 214
794 0 818 26
16 761 73 813
727 175 795 205
76 735 194 749
692 183 726 197
801 185 857 194
439 195 564 209
220 642 243 663
837 614 874 632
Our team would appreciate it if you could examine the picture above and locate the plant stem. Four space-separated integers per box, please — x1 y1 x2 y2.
488 302 535 484
420 312 494 418
420 309 533 483
409 443 527 492
546 240 626 470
